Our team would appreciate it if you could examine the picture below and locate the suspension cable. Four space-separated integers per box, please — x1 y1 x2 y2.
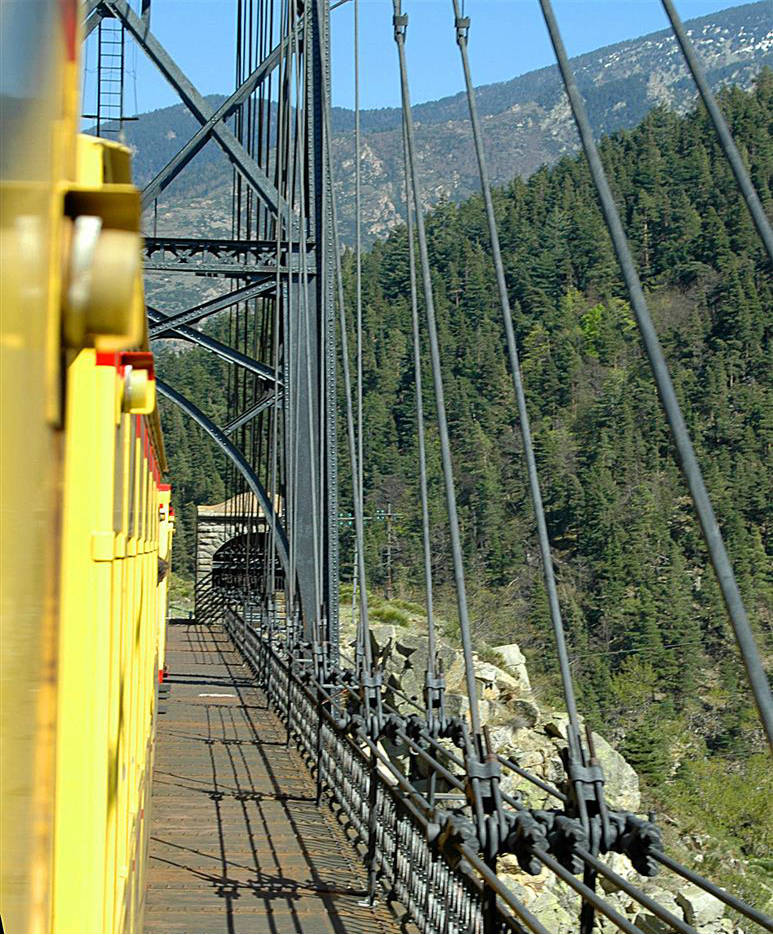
319 38 373 674
392 0 482 741
295 3 323 639
401 116 437 684
449 0 588 778
538 0 773 749
354 0 364 576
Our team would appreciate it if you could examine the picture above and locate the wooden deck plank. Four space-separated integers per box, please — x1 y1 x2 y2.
144 620 398 935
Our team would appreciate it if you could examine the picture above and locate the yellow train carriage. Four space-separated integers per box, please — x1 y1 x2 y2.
1 3 173 932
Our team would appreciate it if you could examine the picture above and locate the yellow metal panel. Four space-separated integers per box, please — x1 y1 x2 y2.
52 349 111 933
1 9 171 930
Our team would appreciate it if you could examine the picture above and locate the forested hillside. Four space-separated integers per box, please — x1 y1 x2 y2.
341 69 771 740
157 75 772 876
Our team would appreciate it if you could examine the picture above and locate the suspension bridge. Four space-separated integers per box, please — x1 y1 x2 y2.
80 0 772 931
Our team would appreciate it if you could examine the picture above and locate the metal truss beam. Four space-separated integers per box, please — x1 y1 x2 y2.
84 8 105 37
141 37 289 209
102 0 293 223
144 236 297 259
146 307 279 384
223 393 281 436
148 280 275 337
142 236 311 278
143 262 285 277
156 379 290 575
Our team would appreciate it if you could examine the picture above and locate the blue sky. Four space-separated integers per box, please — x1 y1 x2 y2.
81 0 762 116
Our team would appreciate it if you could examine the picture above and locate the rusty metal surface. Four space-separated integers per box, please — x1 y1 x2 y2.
144 620 399 934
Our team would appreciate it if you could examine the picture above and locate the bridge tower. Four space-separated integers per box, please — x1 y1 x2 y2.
85 0 339 651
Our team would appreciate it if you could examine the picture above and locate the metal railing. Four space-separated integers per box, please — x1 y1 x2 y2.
221 602 545 934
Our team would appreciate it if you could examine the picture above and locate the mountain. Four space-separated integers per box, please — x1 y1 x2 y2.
112 1 772 246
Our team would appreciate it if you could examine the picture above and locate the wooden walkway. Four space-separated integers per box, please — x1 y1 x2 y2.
144 620 398 934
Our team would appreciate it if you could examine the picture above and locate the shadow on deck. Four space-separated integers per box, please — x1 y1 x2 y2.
144 619 399 934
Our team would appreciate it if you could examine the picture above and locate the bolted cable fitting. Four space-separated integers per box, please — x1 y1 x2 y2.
455 15 470 44
436 813 478 869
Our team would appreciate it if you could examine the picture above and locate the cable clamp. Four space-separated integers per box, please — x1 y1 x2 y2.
393 13 408 39
424 673 445 691
466 757 500 782
465 755 501 804
361 671 382 690
455 15 470 42
567 762 605 785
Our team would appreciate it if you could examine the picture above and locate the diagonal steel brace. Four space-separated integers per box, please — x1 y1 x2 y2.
141 34 293 209
102 0 294 224
148 280 275 337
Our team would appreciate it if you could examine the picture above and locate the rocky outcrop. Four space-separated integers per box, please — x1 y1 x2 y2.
340 606 740 933
349 615 640 813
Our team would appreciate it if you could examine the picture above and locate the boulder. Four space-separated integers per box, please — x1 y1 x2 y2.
444 692 471 720
493 727 563 807
396 665 424 706
545 713 640 811
435 643 459 675
395 630 428 658
675 884 725 927
626 885 681 932
497 860 578 932
634 911 675 934
510 697 540 728
459 660 529 705
493 642 532 693
597 852 640 894
444 692 493 724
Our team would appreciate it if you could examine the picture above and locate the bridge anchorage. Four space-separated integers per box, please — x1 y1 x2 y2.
85 0 771 932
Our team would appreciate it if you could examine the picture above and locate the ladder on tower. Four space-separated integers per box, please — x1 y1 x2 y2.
94 17 126 137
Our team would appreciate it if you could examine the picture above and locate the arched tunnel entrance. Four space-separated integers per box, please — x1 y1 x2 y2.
196 493 283 601
211 532 284 595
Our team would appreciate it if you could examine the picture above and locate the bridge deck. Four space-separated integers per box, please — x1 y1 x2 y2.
144 620 398 934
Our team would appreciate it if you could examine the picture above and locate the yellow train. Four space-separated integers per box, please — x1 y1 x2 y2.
1 3 173 932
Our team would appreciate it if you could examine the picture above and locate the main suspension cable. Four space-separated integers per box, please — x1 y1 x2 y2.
354 0 364 568
449 0 587 777
319 37 373 674
401 115 437 683
391 0 482 741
